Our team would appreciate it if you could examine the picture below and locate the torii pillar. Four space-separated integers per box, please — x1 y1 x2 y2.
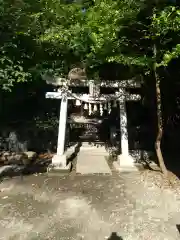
113 88 138 172
47 93 71 175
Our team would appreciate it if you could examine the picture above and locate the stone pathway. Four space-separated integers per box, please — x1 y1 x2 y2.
76 155 112 175
76 143 112 175
0 172 179 240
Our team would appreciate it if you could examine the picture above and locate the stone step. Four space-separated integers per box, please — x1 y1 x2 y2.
78 151 109 156
79 143 109 156
80 142 106 148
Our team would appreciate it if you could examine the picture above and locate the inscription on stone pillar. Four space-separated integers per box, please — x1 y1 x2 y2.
89 81 100 97
119 88 129 156
56 94 68 156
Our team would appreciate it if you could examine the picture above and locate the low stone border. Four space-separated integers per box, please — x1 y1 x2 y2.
0 151 37 165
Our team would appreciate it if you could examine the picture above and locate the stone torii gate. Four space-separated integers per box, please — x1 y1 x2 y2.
45 77 141 173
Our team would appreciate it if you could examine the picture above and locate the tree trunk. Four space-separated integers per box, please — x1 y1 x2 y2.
153 44 168 177
155 76 168 176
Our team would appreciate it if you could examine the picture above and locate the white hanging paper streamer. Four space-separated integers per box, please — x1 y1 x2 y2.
84 103 88 110
113 100 117 108
89 103 92 115
75 99 81 106
93 104 98 112
108 102 111 114
100 103 103 116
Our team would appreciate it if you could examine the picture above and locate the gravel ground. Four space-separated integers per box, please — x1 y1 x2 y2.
0 171 179 240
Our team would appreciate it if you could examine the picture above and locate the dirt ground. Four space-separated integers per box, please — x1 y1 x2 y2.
0 171 179 240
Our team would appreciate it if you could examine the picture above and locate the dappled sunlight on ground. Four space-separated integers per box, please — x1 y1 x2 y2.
0 173 179 240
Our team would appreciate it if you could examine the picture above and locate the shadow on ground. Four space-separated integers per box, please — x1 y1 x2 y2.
176 225 180 235
164 153 180 179
141 151 180 180
67 142 82 171
107 232 123 240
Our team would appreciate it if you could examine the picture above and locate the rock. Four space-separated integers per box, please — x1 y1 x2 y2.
3 152 10 157
24 151 37 160
22 151 37 165
6 155 14 163
0 151 37 165
7 154 23 164
0 152 10 163
0 156 6 162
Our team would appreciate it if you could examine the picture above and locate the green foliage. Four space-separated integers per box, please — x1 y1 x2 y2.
0 0 180 89
36 0 147 76
0 54 30 90
0 1 28 90
150 6 180 67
